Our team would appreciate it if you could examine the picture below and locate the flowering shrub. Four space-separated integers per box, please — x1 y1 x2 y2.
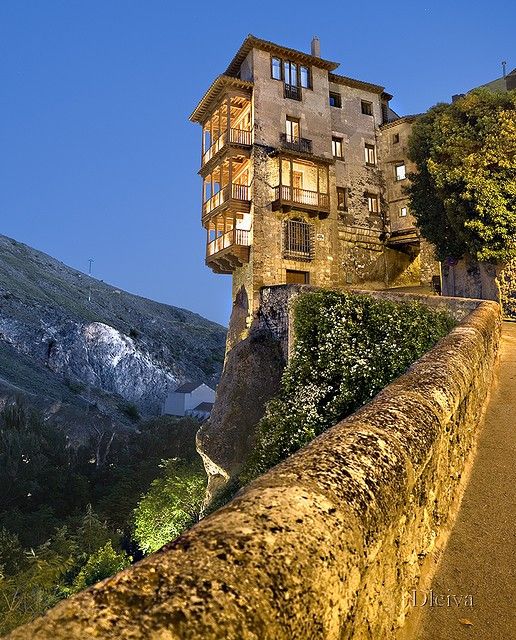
244 291 455 480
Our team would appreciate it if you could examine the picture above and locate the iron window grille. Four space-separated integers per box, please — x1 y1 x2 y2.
283 219 315 261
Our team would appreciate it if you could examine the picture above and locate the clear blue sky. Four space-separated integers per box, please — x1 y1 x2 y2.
0 1 513 326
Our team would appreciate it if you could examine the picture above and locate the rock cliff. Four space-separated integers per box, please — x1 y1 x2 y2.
0 235 226 441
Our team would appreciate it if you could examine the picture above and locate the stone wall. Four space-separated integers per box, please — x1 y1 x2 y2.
6 294 501 640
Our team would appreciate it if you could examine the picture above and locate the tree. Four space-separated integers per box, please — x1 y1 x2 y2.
133 460 205 554
70 541 130 594
407 90 516 263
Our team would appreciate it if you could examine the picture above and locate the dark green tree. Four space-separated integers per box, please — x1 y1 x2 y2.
407 89 516 262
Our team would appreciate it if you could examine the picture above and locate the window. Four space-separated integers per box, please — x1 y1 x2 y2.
366 193 379 213
329 91 342 108
399 206 408 217
284 61 298 87
286 269 310 284
395 163 406 181
286 116 300 142
271 57 282 80
283 219 314 261
365 143 376 166
361 100 373 116
337 187 349 211
300 65 311 89
332 137 343 159
392 133 400 144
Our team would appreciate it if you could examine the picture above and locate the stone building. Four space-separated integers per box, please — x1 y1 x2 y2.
190 35 438 336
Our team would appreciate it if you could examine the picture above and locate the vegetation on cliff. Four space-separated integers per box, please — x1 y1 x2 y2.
241 291 455 480
0 403 205 635
407 89 516 263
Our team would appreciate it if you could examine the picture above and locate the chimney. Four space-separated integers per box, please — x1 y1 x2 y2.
311 36 320 58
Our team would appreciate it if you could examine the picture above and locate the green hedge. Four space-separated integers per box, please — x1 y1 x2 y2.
243 291 455 481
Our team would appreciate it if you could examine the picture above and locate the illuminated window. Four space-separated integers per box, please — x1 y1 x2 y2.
400 206 408 217
395 163 406 181
365 143 376 166
332 137 343 158
337 187 349 211
286 116 300 142
366 193 379 213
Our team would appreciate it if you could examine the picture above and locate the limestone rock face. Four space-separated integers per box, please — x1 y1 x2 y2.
0 234 226 440
197 327 285 501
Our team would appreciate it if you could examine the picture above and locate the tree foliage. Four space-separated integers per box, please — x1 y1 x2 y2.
133 459 205 554
0 402 205 635
407 89 516 262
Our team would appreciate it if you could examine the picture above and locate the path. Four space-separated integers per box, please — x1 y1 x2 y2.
416 321 516 639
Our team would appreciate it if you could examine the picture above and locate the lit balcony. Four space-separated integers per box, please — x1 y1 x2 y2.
202 156 251 223
205 226 251 274
272 156 330 217
201 95 252 167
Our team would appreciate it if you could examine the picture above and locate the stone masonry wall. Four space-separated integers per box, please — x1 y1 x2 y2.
6 294 501 640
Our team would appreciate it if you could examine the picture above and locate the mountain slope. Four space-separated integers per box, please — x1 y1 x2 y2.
0 234 226 440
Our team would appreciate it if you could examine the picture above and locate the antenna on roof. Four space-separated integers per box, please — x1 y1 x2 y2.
502 60 507 78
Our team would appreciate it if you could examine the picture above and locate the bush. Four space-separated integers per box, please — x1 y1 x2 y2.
121 402 140 421
244 291 455 481
70 541 131 594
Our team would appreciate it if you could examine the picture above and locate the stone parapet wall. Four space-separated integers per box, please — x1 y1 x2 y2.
6 297 501 640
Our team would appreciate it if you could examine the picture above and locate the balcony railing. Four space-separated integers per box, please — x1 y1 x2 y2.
280 133 312 155
203 183 250 216
202 128 252 164
207 229 250 257
284 84 302 101
274 185 329 210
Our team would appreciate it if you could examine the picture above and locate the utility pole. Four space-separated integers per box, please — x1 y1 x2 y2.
88 258 94 303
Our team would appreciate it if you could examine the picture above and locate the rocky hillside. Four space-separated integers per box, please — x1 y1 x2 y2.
0 235 226 441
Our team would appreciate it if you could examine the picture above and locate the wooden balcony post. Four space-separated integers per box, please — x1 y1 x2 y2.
228 156 233 198
226 95 231 137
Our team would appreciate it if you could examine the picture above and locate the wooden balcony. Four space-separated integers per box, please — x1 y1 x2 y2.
202 183 251 223
280 133 312 155
202 128 252 165
272 185 330 216
206 229 251 274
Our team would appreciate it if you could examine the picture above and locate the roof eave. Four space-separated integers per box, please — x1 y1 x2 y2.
225 34 340 77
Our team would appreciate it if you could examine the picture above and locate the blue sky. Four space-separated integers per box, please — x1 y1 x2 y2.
0 1 514 326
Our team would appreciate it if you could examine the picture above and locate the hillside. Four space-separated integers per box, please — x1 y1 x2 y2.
0 234 226 441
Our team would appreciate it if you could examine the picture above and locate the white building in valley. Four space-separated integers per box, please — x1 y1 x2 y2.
163 382 215 419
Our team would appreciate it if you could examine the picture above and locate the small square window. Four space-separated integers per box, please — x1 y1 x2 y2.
361 100 373 116
329 92 342 108
332 137 343 159
400 206 408 217
395 163 406 181
337 187 349 211
392 133 400 144
365 143 376 166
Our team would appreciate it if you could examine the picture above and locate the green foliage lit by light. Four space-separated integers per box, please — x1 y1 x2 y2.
243 291 455 481
407 89 516 262
70 541 131 594
133 459 205 554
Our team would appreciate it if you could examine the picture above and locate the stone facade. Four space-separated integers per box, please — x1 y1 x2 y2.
190 36 439 342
